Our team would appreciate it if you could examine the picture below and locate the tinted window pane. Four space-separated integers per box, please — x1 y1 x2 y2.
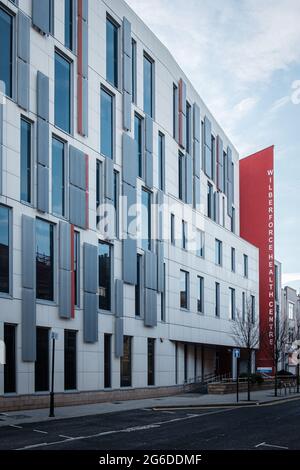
135 254 141 316
52 137 65 216
143 55 153 117
104 334 111 388
147 338 155 386
74 231 79 306
36 219 54 301
106 18 118 87
120 336 132 387
141 189 151 251
0 206 9 294
132 40 136 103
35 327 49 392
98 242 111 311
100 88 113 159
158 133 164 190
20 119 31 203
64 330 77 390
134 114 143 177
54 52 71 133
4 324 16 393
0 8 13 97
180 270 188 309
64 0 73 50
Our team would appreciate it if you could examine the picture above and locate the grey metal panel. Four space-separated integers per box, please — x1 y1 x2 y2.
82 20 88 79
83 292 98 343
157 241 164 293
122 236 137 285
145 115 153 153
156 190 163 241
82 0 88 22
22 288 36 362
123 182 136 234
174 86 179 143
216 136 224 192
115 317 124 357
144 251 157 291
82 77 88 137
22 215 35 289
122 133 137 187
123 53 132 95
37 71 49 121
115 279 124 318
227 182 233 217
204 145 212 179
180 80 186 115
204 116 212 149
223 152 228 196
194 176 200 209
144 288 157 327
185 153 193 205
37 164 49 213
17 59 29 110
193 139 200 178
214 192 219 224
123 91 131 132
180 112 186 149
59 269 71 319
69 185 86 228
227 146 233 182
59 221 71 270
193 102 200 142
17 11 30 63
123 17 131 57
69 146 86 190
37 117 49 166
0 104 2 195
83 243 98 294
105 156 114 201
32 0 50 35
145 150 153 189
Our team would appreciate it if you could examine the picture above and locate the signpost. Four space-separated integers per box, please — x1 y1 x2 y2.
233 349 240 403
49 332 58 418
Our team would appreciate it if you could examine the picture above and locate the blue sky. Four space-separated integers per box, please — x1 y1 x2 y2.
126 0 300 288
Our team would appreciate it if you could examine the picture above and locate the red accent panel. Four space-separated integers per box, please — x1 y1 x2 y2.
70 224 75 319
85 154 89 229
239 146 275 372
77 0 83 135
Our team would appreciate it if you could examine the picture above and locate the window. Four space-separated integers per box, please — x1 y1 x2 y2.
54 51 71 133
223 151 227 192
243 254 248 278
52 137 65 216
64 330 77 390
134 114 143 177
96 160 103 226
100 87 114 159
182 220 187 250
242 292 246 322
288 302 294 320
215 239 222 266
0 8 13 98
98 241 111 311
211 135 216 181
170 213 175 245
186 102 191 154
35 327 49 392
36 219 54 301
197 276 204 314
196 229 204 257
143 53 154 117
180 270 188 309
222 196 225 227
251 295 255 323
135 254 142 316
120 336 132 387
20 118 31 204
141 189 151 251
4 324 16 393
147 338 155 386
215 282 220 317
132 39 137 103
173 84 178 138
64 0 73 50
113 170 119 237
106 17 118 87
73 231 80 307
0 205 10 294
207 182 213 219
184 344 188 382
104 333 111 388
178 151 184 201
158 132 165 191
231 247 236 272
229 287 236 320
161 263 166 322
231 207 235 233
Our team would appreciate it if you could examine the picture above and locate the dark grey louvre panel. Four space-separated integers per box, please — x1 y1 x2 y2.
227 146 233 182
59 221 71 270
123 17 131 58
115 317 124 357
37 164 49 212
37 118 49 166
82 0 88 22
22 215 35 290
69 185 86 228
115 279 124 318
82 20 88 79
223 152 228 196
18 11 30 63
194 176 200 209
84 292 98 343
22 288 36 362
123 91 131 132
156 190 163 241
122 133 137 187
17 59 29 110
145 115 153 153
193 103 200 142
144 251 157 291
227 183 233 217
216 136 224 192
204 116 212 149
180 112 187 149
123 182 136 234
157 241 164 293
193 139 200 178
174 86 179 142
123 54 132 94
122 237 137 285
37 71 49 121
145 150 153 189
32 0 50 35
185 153 193 205
82 77 88 136
144 288 157 327
83 243 97 294
59 269 71 319
204 145 212 179
105 157 114 201
69 146 86 190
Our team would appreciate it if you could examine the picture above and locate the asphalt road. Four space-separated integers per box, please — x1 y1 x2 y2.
0 398 300 450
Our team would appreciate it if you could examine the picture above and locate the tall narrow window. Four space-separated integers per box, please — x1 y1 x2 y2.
0 206 10 294
20 118 31 204
251 295 255 323
143 53 154 117
52 137 65 216
35 327 49 392
131 39 137 103
215 282 220 317
104 333 111 388
196 229 204 257
242 292 246 322
211 135 216 181
158 132 165 191
4 324 16 393
197 276 204 313
0 8 13 98
231 207 236 233
173 84 178 139
180 270 188 309
64 329 77 390
98 241 111 311
184 344 188 382
96 160 103 226
215 239 222 266
141 189 151 251
106 17 118 87
170 213 175 245
135 254 142 316
120 336 132 387
178 151 184 201
186 102 191 154
36 219 54 301
73 231 80 307
113 170 119 237
100 87 114 159
182 220 187 250
134 114 143 177
54 51 71 133
147 338 155 386
64 0 73 50
243 254 248 278
207 182 213 218
231 247 236 272
161 263 166 322
229 287 236 320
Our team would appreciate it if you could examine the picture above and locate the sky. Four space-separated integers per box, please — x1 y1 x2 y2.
126 0 300 289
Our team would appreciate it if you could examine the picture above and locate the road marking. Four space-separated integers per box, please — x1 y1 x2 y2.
9 424 22 429
33 429 48 434
255 442 288 449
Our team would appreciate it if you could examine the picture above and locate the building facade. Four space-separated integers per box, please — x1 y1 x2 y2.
281 285 300 373
0 0 259 409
